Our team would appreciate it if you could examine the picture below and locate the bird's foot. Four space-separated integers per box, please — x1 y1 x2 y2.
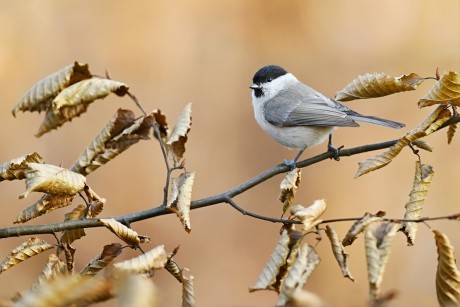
328 143 344 161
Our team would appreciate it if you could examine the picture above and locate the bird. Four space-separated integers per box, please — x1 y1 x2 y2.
249 65 405 167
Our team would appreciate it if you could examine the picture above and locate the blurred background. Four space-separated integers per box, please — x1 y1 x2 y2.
0 1 459 306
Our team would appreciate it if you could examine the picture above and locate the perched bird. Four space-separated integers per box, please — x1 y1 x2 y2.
250 65 404 167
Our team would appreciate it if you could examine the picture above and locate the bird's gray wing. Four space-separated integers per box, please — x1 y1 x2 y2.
264 87 359 127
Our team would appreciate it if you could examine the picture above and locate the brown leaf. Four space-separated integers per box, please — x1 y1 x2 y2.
447 122 457 144
60 204 87 245
411 139 433 152
152 108 169 140
181 269 195 307
113 245 168 274
166 172 195 233
355 105 450 178
290 199 327 233
279 168 302 215
284 289 325 307
0 237 53 274
365 222 399 301
277 244 320 306
0 152 44 182
15 194 74 223
71 112 153 176
117 273 158 307
342 212 383 246
60 243 76 274
32 254 66 291
80 243 123 276
418 71 460 107
100 218 150 246
335 72 424 102
20 163 86 199
36 102 88 137
400 162 434 245
12 61 91 116
166 103 192 163
433 229 460 306
325 225 354 281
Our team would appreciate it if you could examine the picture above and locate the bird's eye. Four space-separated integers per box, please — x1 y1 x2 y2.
267 78 273 82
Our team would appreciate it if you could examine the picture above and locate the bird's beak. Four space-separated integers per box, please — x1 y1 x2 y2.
249 83 261 90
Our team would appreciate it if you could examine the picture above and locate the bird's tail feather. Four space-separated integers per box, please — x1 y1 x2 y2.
349 115 405 129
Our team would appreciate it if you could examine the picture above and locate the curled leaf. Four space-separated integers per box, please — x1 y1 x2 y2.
0 152 44 181
32 254 66 291
20 163 86 199
0 237 53 274
12 61 91 116
325 225 354 281
365 222 399 301
60 204 87 245
433 229 460 306
117 273 158 307
290 199 327 233
166 172 195 233
284 289 325 307
152 109 169 140
15 194 74 223
100 218 150 246
80 243 123 276
411 139 433 152
166 103 192 163
447 122 457 144
335 72 424 102
182 269 195 307
279 168 302 215
342 212 383 246
400 162 434 245
418 71 460 107
113 245 168 274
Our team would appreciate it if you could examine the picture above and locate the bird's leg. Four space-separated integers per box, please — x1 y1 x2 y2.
284 144 308 169
327 134 343 161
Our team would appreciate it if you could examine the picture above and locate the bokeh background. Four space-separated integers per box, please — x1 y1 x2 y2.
0 1 459 306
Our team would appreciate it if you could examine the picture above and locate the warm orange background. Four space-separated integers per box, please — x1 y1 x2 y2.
0 1 459 306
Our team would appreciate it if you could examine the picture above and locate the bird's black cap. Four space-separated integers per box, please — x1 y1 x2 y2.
252 65 288 84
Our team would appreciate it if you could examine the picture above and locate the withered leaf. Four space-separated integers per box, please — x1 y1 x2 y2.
60 243 76 274
60 204 87 245
0 152 44 182
365 222 399 301
411 139 433 152
32 254 66 291
20 163 86 199
400 162 434 245
15 194 74 224
277 244 320 306
166 103 192 163
284 289 325 307
12 61 91 116
325 225 354 281
166 172 195 233
0 237 53 274
290 199 327 233
152 108 169 140
181 269 195 307
279 168 302 216
335 72 424 102
117 273 158 307
418 71 460 107
113 245 168 274
100 218 150 246
80 243 123 276
447 122 457 144
342 212 383 246
433 229 460 306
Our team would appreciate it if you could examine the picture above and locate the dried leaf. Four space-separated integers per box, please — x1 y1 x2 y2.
32 254 66 291
20 163 86 199
279 168 302 215
342 212 383 246
418 71 460 107
290 199 327 233
60 243 76 274
355 106 450 178
36 102 87 137
100 218 150 246
165 257 183 283
447 123 457 144
0 152 44 182
400 162 434 245
284 289 325 307
166 103 192 163
277 244 320 306
365 222 399 301
433 229 460 306
80 243 123 276
182 269 195 307
411 139 433 152
152 108 169 140
0 237 53 274
335 72 424 102
166 172 195 233
117 273 158 307
71 112 153 176
113 245 168 274
60 204 87 245
325 225 354 281
12 61 91 116
15 194 74 223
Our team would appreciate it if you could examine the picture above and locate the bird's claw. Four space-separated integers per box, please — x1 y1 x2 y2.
328 144 344 161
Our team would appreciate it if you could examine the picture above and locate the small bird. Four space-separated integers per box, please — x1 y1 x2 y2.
250 65 405 167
